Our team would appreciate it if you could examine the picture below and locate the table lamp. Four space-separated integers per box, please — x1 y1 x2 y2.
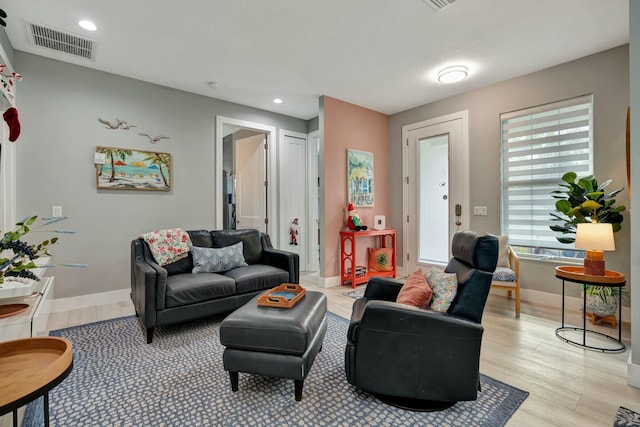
574 222 615 276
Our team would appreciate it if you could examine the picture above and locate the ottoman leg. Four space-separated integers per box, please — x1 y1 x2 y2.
294 380 304 401
229 371 239 392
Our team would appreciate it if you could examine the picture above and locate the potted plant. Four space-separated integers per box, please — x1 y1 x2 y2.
0 216 64 285
549 172 626 317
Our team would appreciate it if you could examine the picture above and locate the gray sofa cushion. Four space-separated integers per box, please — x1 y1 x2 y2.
212 229 263 265
223 264 289 295
165 273 236 308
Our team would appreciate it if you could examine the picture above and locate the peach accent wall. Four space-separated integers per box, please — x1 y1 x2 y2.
322 96 390 278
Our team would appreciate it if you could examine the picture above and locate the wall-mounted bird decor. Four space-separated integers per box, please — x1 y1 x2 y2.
0 9 8 27
139 133 170 143
98 118 137 130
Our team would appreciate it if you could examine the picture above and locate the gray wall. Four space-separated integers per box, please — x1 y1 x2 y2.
389 45 630 298
307 116 319 133
15 52 307 299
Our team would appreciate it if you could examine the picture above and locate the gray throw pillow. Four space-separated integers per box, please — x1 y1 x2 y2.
191 242 248 273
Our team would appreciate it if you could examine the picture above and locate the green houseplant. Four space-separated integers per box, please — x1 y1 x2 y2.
549 172 625 243
549 172 626 316
0 216 64 284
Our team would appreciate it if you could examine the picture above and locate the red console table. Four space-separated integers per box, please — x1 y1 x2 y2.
340 229 396 288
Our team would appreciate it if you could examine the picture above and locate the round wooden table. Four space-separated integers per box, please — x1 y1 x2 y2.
0 337 73 427
555 266 625 353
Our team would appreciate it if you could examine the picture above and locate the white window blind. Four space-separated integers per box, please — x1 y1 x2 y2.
500 95 593 249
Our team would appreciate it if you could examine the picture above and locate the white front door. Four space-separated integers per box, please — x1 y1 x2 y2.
235 134 267 232
404 112 469 273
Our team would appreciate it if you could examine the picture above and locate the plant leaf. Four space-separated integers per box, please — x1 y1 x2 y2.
561 172 577 184
581 200 602 211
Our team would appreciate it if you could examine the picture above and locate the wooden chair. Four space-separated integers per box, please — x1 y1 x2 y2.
491 241 521 317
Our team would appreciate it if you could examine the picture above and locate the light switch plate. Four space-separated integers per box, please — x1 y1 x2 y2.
52 206 62 218
473 206 488 216
94 152 106 164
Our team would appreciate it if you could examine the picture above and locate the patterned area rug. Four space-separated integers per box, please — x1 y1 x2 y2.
23 312 528 426
614 406 640 426
343 288 365 299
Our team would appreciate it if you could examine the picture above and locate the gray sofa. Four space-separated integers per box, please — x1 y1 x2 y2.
131 229 299 343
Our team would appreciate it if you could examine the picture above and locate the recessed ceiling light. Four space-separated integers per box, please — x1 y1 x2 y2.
273 98 283 104
78 20 97 31
437 65 468 83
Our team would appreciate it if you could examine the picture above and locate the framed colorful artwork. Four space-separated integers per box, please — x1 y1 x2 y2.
96 146 172 191
347 149 374 207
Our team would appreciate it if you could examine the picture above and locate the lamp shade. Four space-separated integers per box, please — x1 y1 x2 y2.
574 223 615 251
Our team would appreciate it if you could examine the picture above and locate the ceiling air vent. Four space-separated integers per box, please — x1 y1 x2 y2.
423 0 457 11
27 22 95 60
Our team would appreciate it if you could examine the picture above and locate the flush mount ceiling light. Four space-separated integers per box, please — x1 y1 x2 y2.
437 65 468 83
78 20 97 31
273 98 283 104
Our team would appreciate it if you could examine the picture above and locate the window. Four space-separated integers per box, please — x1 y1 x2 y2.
500 95 593 257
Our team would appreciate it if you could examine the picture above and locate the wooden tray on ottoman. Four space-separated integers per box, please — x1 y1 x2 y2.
257 284 306 308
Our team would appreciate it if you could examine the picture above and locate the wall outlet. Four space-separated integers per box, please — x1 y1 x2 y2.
52 205 63 218
473 206 487 216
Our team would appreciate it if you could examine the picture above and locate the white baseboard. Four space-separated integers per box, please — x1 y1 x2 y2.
490 287 631 324
316 275 340 288
52 289 130 313
628 354 640 389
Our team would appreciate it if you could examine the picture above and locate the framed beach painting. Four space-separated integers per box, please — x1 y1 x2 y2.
347 149 374 207
96 146 172 191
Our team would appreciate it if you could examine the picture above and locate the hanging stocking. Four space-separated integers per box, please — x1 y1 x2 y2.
3 106 20 141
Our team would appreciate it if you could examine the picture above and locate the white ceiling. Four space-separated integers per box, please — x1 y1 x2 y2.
1 0 630 120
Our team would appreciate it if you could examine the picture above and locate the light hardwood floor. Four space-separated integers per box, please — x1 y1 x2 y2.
4 273 638 426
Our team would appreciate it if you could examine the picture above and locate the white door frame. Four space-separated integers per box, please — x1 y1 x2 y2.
0 50 16 232
216 116 277 237
307 130 320 273
401 110 469 272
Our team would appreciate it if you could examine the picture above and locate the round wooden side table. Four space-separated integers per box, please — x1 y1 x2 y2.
555 266 625 353
0 337 73 427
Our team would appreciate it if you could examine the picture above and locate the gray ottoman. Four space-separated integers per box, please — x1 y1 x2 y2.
219 291 327 401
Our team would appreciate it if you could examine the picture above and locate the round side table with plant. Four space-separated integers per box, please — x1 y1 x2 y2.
549 172 627 322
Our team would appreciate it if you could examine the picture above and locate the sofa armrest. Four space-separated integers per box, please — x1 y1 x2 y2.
130 240 169 320
363 277 404 301
260 234 299 283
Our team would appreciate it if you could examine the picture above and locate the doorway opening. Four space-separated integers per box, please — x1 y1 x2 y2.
222 129 267 232
216 117 276 236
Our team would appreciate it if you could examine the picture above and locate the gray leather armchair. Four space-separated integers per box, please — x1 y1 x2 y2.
345 230 498 410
